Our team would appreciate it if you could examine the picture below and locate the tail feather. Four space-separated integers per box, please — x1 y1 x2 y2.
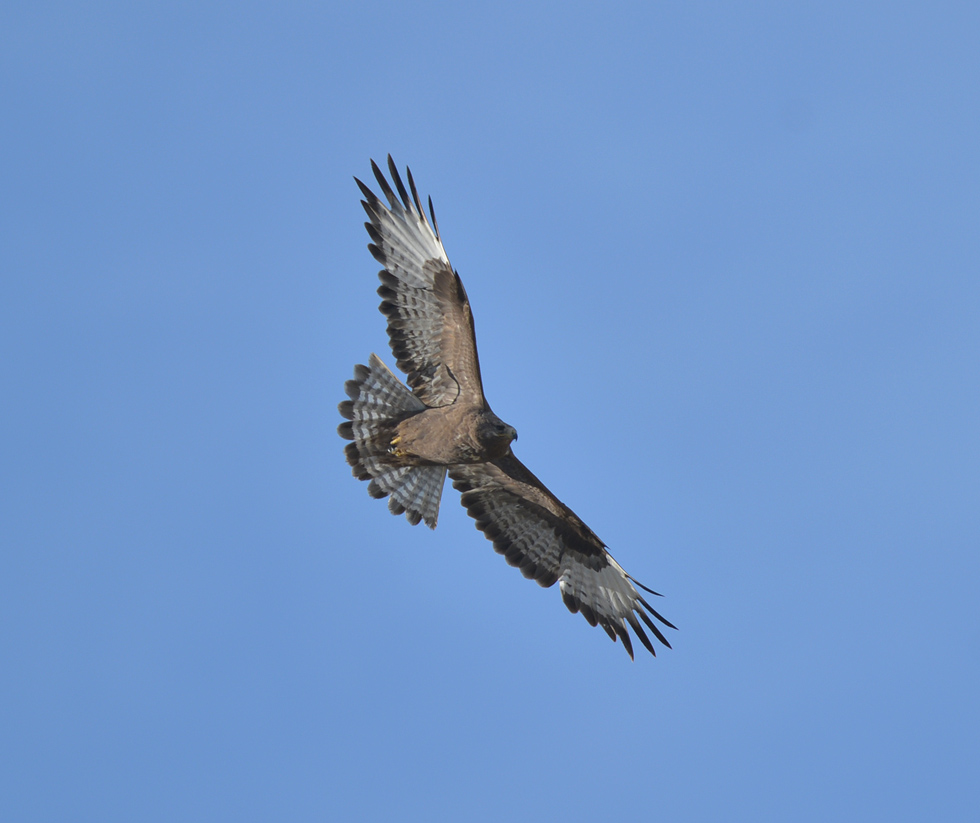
338 354 446 528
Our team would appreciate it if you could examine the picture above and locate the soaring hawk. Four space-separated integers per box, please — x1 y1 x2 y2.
338 157 675 659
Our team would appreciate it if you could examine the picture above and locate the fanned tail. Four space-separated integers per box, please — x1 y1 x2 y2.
337 354 446 528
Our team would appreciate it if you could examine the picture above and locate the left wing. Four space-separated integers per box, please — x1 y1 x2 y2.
449 454 676 659
355 157 486 409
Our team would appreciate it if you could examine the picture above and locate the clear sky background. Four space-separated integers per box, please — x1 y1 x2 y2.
3 2 979 821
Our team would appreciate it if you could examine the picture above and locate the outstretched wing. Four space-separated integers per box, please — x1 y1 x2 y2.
449 454 676 659
356 157 485 409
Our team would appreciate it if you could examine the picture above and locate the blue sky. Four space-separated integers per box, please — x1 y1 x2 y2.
2 2 979 820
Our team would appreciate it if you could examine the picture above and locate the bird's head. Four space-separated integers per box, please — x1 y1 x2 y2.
478 411 518 458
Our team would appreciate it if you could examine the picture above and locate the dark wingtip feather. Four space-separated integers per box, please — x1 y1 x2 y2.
386 156 411 210
360 200 381 223
613 622 635 660
370 159 397 206
637 607 672 648
628 574 664 597
354 176 377 204
365 223 384 246
406 166 426 224
627 614 657 657
428 195 440 239
637 595 678 631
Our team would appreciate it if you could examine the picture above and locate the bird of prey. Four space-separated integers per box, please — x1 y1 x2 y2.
338 157 676 659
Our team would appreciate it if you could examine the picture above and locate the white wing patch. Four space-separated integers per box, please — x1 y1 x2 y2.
368 194 449 288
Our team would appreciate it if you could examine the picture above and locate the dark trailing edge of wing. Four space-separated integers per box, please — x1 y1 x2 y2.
458 490 562 590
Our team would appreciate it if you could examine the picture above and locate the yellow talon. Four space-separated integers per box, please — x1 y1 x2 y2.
388 434 406 457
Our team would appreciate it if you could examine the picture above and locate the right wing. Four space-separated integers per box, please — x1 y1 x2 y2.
449 453 676 659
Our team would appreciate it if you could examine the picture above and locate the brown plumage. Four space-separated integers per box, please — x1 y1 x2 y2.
338 157 676 659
